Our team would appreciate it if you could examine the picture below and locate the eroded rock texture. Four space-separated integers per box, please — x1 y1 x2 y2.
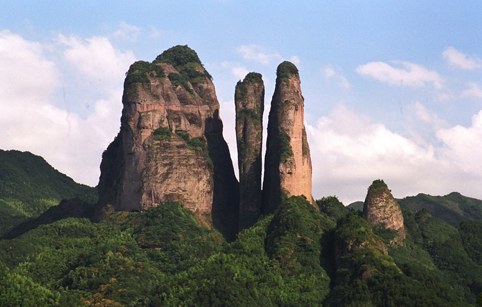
235 72 264 230
363 180 406 241
262 61 313 214
98 45 239 235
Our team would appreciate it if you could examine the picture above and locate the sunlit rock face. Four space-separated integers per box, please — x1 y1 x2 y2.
262 61 313 214
235 72 264 230
363 180 406 242
98 45 239 234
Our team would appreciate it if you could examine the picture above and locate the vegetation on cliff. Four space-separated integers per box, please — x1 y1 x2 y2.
124 61 165 87
155 45 212 83
276 61 299 83
235 72 264 230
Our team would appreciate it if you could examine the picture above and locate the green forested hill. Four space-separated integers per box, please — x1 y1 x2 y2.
1 154 482 306
397 192 482 226
1 195 481 306
348 192 482 226
0 150 97 237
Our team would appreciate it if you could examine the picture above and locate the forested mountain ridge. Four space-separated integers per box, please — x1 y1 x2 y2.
1 188 480 306
0 149 97 237
2 45 482 306
2 151 482 305
348 192 482 226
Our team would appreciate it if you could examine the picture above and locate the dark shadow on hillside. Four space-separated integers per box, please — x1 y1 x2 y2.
2 198 94 239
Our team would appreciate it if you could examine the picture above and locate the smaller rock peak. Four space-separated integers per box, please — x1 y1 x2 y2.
363 179 406 243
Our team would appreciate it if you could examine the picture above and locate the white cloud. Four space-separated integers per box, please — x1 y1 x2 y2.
112 22 140 41
148 26 164 38
221 61 249 79
443 47 482 70
356 61 444 89
237 45 283 65
322 65 351 88
307 104 482 204
462 82 482 98
58 34 136 85
324 67 336 78
0 31 130 186
0 30 60 100
237 45 299 67
406 102 448 128
437 110 482 176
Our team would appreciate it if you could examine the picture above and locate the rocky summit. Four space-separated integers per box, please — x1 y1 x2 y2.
97 45 239 235
235 72 264 230
363 179 406 241
262 61 314 214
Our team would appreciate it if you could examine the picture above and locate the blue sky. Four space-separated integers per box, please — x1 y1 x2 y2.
1 1 482 204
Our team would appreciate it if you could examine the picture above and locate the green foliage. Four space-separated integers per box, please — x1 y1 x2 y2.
265 196 334 304
278 128 293 162
277 61 299 82
3 149 482 305
244 72 262 83
398 192 482 226
235 72 263 101
175 131 206 151
367 179 388 195
235 80 247 100
124 61 164 86
372 224 399 244
152 197 335 306
347 201 364 212
0 202 222 306
459 219 482 265
0 261 61 306
238 108 261 125
416 213 482 303
316 196 349 222
154 45 202 67
155 45 212 82
326 211 467 306
168 72 194 95
0 150 97 237
152 126 173 140
175 131 211 166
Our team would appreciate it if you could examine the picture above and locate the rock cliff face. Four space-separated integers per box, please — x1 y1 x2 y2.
98 45 239 235
262 61 313 214
363 180 406 241
235 72 264 230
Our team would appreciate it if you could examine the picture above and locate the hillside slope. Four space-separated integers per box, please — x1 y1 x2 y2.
0 150 97 237
348 192 482 226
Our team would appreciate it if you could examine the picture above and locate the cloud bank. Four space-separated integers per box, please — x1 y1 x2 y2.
307 104 482 204
0 29 134 186
443 47 482 70
356 61 444 89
